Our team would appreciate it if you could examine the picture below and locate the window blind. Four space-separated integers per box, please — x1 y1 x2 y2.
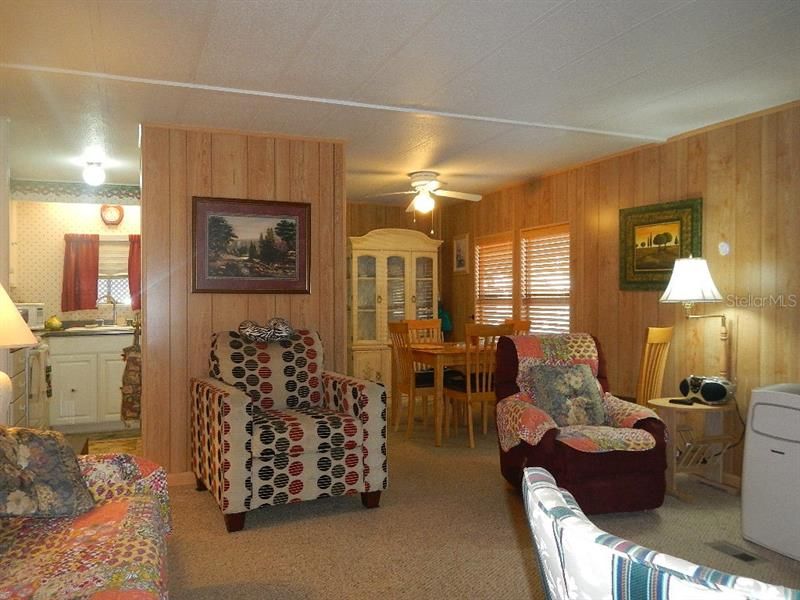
98 240 130 278
474 234 513 325
521 224 570 334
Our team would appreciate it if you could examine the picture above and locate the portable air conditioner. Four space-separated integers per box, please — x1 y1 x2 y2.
741 384 800 561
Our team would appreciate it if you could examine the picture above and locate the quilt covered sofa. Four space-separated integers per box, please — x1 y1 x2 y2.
495 333 667 513
0 450 171 599
523 467 799 600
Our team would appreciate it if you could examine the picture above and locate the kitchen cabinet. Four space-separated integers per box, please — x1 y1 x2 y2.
347 228 442 393
8 348 27 426
5 346 49 429
48 333 132 428
50 354 97 425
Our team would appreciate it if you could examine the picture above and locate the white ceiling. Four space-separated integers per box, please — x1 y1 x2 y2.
1 0 798 206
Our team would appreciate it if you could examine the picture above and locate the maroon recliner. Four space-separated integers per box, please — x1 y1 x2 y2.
495 333 666 514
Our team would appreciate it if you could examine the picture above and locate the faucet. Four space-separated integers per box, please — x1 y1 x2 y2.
102 293 118 325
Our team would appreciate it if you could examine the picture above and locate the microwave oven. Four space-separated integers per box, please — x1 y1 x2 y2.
15 302 45 330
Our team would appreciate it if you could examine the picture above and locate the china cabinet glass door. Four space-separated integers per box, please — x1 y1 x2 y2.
414 254 435 319
356 254 377 341
386 255 406 324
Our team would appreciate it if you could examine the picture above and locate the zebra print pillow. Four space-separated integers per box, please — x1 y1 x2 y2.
238 318 294 344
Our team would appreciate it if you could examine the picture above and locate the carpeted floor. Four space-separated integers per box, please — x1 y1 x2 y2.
167 425 800 599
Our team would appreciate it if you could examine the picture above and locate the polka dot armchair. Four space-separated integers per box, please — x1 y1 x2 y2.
191 329 388 532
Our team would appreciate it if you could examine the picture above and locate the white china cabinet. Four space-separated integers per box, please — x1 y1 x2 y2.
347 228 442 394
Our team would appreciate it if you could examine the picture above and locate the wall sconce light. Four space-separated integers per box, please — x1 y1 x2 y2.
660 257 729 378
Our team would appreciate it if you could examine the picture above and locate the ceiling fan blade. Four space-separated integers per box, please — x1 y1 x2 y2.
361 190 415 199
434 189 482 202
405 198 416 213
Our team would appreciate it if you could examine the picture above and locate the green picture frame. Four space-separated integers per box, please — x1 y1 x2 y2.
619 198 702 290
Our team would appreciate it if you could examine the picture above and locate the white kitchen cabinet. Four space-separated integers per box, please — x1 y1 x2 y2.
47 333 133 428
7 348 27 426
50 354 97 425
347 229 442 396
98 351 126 422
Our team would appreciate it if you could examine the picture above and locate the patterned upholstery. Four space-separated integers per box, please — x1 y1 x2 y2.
523 468 799 600
192 329 387 531
495 333 667 514
0 454 170 599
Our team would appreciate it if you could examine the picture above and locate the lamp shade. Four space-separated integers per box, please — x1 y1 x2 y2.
0 283 38 348
659 257 722 304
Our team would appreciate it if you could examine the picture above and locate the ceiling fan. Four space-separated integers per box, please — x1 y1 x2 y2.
402 171 482 213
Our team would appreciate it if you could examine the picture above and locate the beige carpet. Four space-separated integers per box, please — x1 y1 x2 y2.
167 425 800 599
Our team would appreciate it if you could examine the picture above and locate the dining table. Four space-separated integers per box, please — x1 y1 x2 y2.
408 341 467 446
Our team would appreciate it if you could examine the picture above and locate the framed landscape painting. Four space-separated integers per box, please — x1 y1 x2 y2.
619 198 702 290
192 197 310 293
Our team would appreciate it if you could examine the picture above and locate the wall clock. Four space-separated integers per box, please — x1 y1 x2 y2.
100 204 124 226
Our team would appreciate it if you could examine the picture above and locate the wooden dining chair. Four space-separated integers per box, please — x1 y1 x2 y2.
443 323 514 447
503 318 531 335
404 319 442 427
635 326 673 405
388 321 436 436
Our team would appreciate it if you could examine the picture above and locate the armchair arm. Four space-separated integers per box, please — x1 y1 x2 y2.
496 392 559 453
190 377 253 514
78 454 171 533
322 371 388 493
603 393 661 428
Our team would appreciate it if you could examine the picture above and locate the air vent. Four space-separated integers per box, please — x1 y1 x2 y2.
708 541 762 563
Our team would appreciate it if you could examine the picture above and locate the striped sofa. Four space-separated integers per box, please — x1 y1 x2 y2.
522 467 799 600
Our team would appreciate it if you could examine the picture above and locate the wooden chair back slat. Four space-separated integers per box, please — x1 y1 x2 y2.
635 326 673 405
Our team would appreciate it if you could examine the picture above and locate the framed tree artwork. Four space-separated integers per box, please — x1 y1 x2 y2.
192 197 310 293
619 198 702 290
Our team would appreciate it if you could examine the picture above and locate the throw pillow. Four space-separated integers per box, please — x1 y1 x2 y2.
528 364 606 427
238 317 294 343
0 426 95 517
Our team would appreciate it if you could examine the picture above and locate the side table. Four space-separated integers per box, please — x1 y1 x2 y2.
648 397 737 501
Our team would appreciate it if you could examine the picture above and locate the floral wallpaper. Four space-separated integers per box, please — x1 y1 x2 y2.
10 199 141 323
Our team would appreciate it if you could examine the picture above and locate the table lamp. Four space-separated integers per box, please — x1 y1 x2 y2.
659 257 729 378
0 282 38 424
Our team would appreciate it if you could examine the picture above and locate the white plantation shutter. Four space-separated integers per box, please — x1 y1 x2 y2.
474 234 514 324
521 224 570 334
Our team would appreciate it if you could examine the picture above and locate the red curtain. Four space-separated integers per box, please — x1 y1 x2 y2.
128 234 142 311
61 234 100 312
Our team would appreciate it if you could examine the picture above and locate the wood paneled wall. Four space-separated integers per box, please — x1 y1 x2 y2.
140 125 345 473
347 203 442 237
441 103 800 477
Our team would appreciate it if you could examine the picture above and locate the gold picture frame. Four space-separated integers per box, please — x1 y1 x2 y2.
619 198 702 290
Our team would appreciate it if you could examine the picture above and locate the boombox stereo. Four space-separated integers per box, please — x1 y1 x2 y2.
679 375 736 405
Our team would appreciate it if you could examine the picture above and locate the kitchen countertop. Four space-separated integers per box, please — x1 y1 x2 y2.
40 327 135 337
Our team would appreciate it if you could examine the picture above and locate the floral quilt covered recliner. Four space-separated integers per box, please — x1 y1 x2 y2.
191 329 388 532
495 333 666 513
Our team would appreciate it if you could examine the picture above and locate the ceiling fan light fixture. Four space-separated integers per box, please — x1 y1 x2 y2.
413 190 435 214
